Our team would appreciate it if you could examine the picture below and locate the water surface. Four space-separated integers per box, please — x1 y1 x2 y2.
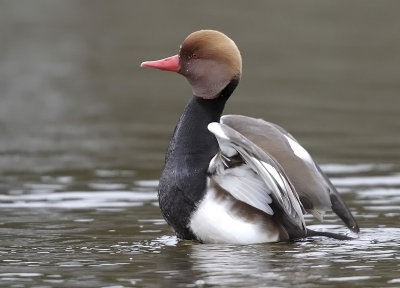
1 1 399 287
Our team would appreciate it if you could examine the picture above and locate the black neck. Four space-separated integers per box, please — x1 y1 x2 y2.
158 78 238 239
164 78 239 172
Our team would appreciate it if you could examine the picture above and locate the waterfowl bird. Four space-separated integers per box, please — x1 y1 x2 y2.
141 30 359 244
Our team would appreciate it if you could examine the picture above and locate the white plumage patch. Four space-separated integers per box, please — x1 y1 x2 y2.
284 135 314 164
208 122 237 157
189 185 279 244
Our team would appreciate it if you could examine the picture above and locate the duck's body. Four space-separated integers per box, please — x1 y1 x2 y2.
142 30 359 244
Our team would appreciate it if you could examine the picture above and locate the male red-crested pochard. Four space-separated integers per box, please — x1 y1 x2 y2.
141 30 359 244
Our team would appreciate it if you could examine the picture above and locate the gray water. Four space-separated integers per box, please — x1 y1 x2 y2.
1 1 399 287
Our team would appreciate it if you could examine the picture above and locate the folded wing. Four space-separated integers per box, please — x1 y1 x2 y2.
220 115 359 233
208 122 306 232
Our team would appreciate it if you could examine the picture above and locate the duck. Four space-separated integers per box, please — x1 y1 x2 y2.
141 30 359 244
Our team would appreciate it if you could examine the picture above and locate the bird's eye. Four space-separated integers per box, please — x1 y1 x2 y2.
192 53 197 59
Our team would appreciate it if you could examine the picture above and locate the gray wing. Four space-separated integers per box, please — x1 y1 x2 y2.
207 122 306 232
220 114 359 233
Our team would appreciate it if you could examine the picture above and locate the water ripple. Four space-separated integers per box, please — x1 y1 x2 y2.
332 173 400 187
0 191 157 208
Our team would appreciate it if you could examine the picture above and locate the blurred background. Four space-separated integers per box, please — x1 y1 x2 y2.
1 1 400 287
1 0 399 179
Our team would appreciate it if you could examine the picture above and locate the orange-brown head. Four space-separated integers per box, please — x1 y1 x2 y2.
141 30 242 99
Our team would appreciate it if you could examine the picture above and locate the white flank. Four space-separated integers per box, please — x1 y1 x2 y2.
189 185 279 244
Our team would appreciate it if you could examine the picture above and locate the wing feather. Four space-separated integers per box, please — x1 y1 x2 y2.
208 122 306 231
220 114 359 233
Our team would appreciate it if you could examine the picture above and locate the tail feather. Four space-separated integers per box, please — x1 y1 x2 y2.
306 228 355 241
330 192 360 233
316 165 360 233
